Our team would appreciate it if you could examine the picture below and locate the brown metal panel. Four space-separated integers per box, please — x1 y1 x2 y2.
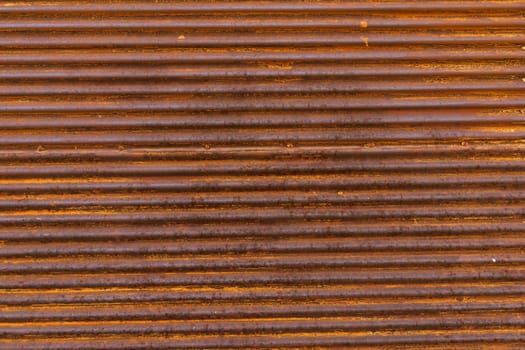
0 0 524 348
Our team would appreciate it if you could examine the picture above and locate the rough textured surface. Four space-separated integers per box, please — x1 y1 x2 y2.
0 0 524 348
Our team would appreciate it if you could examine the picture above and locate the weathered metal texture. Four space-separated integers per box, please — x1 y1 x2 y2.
0 0 524 348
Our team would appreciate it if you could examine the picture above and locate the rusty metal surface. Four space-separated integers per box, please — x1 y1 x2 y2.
0 0 525 348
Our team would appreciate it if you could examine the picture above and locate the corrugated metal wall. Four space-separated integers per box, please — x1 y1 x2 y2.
1 1 525 348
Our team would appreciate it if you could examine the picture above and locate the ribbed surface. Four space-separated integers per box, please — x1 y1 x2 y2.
1 0 525 348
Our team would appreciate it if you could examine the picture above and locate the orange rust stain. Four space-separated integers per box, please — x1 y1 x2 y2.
262 62 295 70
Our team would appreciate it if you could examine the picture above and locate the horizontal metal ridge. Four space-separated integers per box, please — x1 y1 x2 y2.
0 108 524 128
1 31 524 48
1 313 524 336
1 62 525 79
1 234 524 255
0 188 522 210
0 281 522 304
2 16 525 30
0 250 523 274
2 130 525 147
0 93 522 112
0 333 523 350
6 268 525 289
1 76 524 95
0 219 522 241
2 1 525 13
2 295 525 319
1 158 525 177
1 46 523 63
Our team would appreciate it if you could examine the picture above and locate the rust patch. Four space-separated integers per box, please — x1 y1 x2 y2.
0 1 523 349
